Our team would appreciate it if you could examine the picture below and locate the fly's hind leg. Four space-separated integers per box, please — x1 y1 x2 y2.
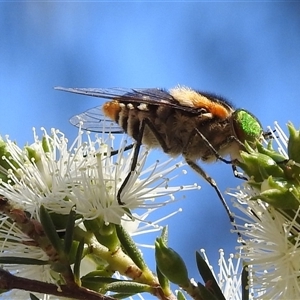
117 123 145 205
195 128 249 181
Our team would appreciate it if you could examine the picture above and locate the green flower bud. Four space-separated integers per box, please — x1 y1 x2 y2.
288 123 300 164
155 237 189 286
25 146 41 163
256 142 287 163
251 176 300 209
84 219 120 251
239 151 284 181
0 138 20 182
42 136 52 153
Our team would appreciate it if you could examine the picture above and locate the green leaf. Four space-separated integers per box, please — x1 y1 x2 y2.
73 238 84 284
195 252 225 300
197 282 219 300
156 265 169 293
177 290 187 300
42 135 52 153
0 257 49 265
239 146 286 183
25 146 41 163
109 293 136 299
101 281 151 294
39 205 63 253
29 294 40 300
115 224 147 271
82 269 115 279
251 177 300 209
64 208 76 254
242 265 249 300
81 276 120 292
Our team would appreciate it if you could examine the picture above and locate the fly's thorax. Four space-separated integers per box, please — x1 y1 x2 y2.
169 86 234 119
230 109 263 147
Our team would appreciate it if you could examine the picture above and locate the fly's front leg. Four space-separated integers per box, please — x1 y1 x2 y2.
195 128 248 181
232 165 248 181
194 128 233 164
185 157 235 224
183 132 241 238
117 118 170 205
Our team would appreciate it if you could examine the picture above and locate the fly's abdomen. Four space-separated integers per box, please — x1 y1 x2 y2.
102 100 164 147
102 100 122 124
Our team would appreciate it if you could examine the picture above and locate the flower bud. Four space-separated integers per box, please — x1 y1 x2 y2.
0 138 20 182
239 151 284 182
155 237 189 286
25 146 41 163
251 176 300 209
256 142 287 163
288 123 300 164
84 219 120 251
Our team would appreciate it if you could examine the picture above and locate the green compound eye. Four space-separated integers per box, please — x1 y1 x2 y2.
231 109 263 145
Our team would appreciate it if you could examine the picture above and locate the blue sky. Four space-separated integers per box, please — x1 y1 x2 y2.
1 2 300 296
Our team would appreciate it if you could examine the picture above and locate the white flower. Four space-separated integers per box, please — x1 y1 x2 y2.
0 214 56 300
228 122 300 299
0 128 198 225
0 127 199 299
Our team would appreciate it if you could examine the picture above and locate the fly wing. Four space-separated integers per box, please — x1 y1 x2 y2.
55 86 202 113
69 106 124 133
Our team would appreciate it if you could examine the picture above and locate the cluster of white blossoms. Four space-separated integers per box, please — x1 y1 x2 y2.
227 122 300 299
0 127 198 299
0 127 198 223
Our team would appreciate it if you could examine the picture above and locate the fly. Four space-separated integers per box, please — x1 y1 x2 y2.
55 86 265 233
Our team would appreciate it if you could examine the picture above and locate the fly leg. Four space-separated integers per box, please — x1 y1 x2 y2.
109 143 134 156
184 158 234 223
194 128 248 180
183 130 241 238
117 119 170 205
117 122 145 205
194 128 234 164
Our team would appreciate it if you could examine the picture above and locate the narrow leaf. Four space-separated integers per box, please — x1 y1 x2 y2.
64 208 76 254
197 282 219 300
29 294 40 300
101 281 151 294
156 265 169 292
195 252 225 300
115 224 147 271
73 238 84 284
39 205 63 252
0 257 48 265
176 290 187 300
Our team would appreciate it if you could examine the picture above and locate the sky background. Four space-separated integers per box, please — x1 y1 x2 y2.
1 2 300 298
